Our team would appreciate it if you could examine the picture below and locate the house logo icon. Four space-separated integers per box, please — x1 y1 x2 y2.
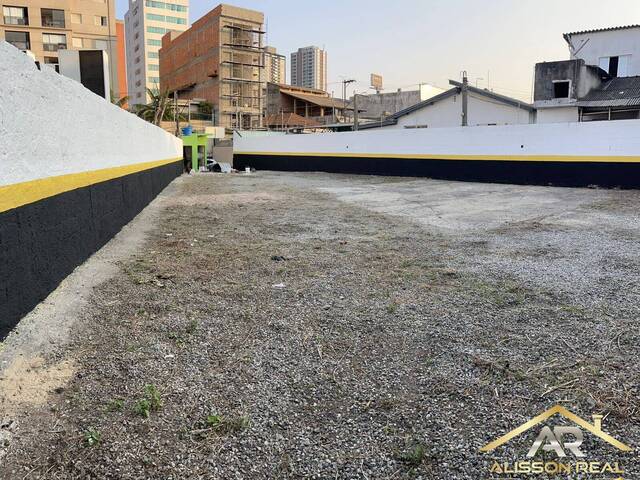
480 405 631 477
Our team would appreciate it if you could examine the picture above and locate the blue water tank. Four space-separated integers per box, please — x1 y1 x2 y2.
181 126 193 136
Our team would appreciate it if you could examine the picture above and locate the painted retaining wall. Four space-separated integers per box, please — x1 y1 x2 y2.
0 42 182 338
234 120 640 188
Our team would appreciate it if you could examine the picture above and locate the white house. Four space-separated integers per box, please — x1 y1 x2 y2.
359 80 535 131
535 25 640 124
565 25 640 78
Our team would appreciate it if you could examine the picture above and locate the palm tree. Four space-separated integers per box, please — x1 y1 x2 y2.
110 90 129 109
134 87 178 125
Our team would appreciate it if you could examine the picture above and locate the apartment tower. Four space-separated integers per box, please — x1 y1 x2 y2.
0 0 122 96
290 45 327 91
124 0 188 105
264 45 285 84
160 4 265 129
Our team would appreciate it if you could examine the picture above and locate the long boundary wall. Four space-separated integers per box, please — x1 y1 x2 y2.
233 120 640 188
0 42 182 338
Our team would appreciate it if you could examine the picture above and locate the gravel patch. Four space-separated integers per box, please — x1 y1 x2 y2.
1 172 639 479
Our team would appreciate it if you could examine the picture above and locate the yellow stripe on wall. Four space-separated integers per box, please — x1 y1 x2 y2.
234 151 640 163
0 157 182 214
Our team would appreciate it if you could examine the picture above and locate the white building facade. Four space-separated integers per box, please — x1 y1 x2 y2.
535 25 640 124
290 45 327 91
565 25 640 78
264 46 285 84
124 0 188 105
360 81 535 131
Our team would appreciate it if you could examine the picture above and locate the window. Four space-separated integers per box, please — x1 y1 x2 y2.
145 1 187 12
148 51 158 58
94 15 107 26
5 30 29 50
42 32 66 51
94 39 108 50
599 55 631 77
147 26 165 34
72 37 83 48
148 64 159 71
148 76 159 84
71 13 81 24
146 13 164 21
3 6 28 25
553 80 570 99
165 15 185 24
148 38 162 46
41 8 65 28
44 56 59 72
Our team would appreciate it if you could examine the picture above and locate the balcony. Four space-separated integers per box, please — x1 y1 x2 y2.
43 43 66 52
42 18 65 28
41 9 65 28
3 16 28 25
5 31 30 50
8 40 30 50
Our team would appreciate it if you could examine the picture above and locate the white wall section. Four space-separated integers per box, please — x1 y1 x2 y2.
235 119 640 159
568 28 640 77
0 41 182 187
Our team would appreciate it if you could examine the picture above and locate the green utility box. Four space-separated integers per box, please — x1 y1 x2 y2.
181 133 208 171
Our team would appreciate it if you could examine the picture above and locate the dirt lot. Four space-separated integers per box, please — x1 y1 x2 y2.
1 172 639 479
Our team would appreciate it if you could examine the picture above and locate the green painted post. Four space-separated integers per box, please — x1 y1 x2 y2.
181 133 208 171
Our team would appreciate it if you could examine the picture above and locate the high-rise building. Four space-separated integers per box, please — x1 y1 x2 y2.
0 0 122 96
160 4 265 129
264 46 285 84
290 45 327 91
124 0 188 106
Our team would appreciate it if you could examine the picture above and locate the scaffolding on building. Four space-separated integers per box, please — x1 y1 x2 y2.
220 23 265 129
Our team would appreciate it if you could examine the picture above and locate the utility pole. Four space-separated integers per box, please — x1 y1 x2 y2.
342 78 355 122
331 91 336 124
353 92 359 131
174 90 179 136
461 71 468 127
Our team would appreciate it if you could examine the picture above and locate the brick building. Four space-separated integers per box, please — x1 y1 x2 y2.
160 4 265 129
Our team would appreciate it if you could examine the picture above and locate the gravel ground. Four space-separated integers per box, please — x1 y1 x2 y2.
1 172 639 479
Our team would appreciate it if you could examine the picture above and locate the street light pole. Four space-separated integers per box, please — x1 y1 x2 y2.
461 71 468 127
341 78 355 122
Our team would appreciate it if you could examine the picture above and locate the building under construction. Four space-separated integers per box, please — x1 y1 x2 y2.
159 4 265 129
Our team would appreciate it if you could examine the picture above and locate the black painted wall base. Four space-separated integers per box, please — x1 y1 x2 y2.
234 154 640 189
0 161 182 339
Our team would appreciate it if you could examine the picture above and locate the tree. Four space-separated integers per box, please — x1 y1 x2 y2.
198 101 213 115
110 90 129 109
134 87 178 126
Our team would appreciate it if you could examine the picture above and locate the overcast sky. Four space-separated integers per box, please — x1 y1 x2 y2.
116 0 640 102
